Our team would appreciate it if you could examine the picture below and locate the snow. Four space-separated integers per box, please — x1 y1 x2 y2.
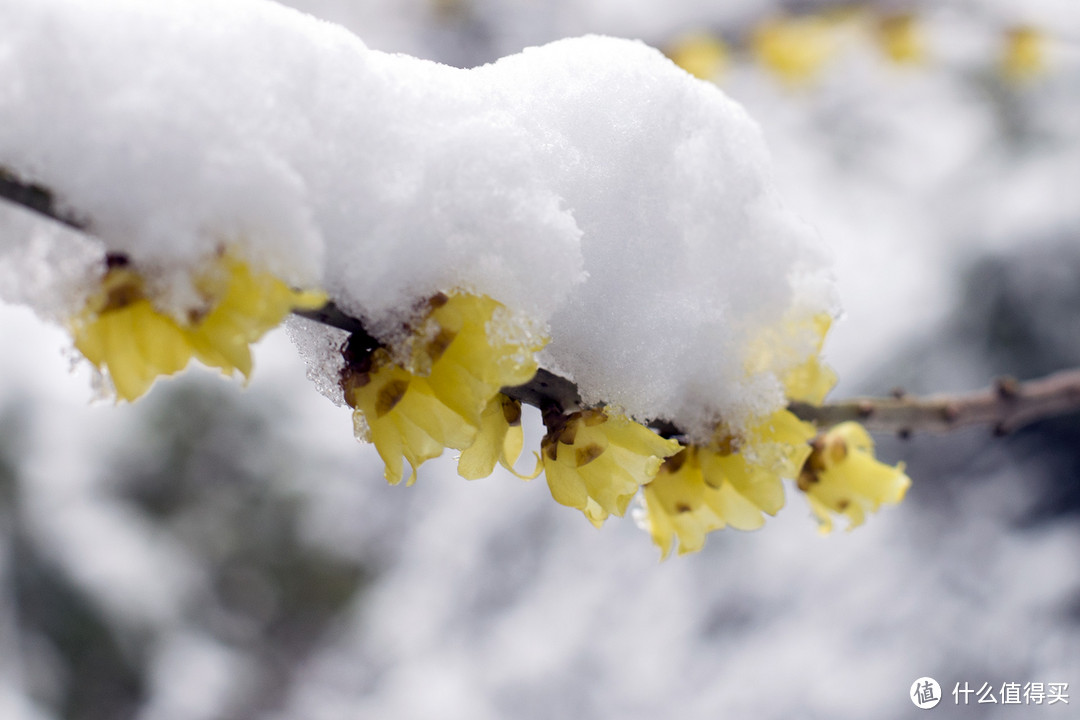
2 1 1080 720
0 0 832 437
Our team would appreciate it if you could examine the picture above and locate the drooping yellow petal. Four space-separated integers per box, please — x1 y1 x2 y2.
72 268 193 401
666 32 730 81
642 405 817 557
698 450 777 530
69 257 325 402
642 449 724 557
344 350 477 485
457 394 541 480
187 256 326 378
797 421 911 533
542 408 681 527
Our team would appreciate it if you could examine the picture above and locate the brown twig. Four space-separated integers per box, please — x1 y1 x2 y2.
789 370 1080 436
5 164 1080 437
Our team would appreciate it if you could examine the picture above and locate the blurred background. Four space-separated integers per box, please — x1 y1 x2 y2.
2 0 1080 718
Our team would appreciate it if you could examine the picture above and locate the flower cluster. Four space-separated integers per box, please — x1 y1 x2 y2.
340 293 545 486
64 261 911 556
637 314 908 556
338 293 685 527
665 8 1049 86
640 408 815 557
70 254 325 401
338 300 910 557
64 268 911 556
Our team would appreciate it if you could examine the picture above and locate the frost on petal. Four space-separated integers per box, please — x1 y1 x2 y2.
457 394 540 480
797 422 911 533
542 408 681 528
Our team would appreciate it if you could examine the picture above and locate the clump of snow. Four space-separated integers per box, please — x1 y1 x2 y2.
0 205 104 321
0 0 832 437
284 316 350 407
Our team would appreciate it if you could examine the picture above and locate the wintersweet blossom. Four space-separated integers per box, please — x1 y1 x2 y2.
458 394 540 480
747 313 837 405
641 407 817 557
797 421 911 533
542 409 681 528
641 314 836 556
751 15 837 85
70 255 324 402
342 293 545 485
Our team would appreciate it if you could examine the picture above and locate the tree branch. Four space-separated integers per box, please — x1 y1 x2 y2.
5 164 1080 437
0 167 88 231
789 371 1080 437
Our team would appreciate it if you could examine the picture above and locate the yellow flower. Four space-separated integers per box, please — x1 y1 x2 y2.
746 311 837 405
344 351 479 486
666 32 730 81
798 421 911 533
641 407 816 557
414 294 542 427
343 292 545 485
458 394 541 480
752 15 838 85
875 13 924 65
70 256 325 402
781 313 837 404
185 257 325 377
542 408 681 528
1001 25 1045 82
643 448 747 558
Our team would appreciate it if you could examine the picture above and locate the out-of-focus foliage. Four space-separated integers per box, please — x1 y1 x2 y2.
0 383 373 718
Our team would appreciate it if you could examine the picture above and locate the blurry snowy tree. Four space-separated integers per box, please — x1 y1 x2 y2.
1 0 1080 719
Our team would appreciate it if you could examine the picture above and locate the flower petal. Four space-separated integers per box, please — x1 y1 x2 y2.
542 409 681 526
798 421 911 532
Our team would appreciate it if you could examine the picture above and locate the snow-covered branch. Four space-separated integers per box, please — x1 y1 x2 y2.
4 167 1080 439
0 166 87 232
